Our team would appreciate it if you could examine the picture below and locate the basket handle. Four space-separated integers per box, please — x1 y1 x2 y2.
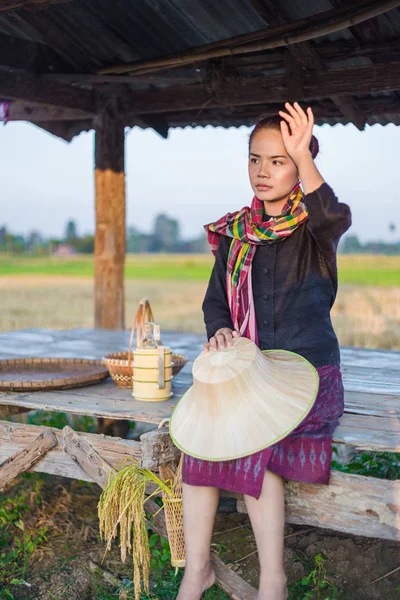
128 298 155 364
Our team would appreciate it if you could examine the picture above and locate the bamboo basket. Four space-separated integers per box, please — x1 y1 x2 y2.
102 298 188 388
158 418 185 568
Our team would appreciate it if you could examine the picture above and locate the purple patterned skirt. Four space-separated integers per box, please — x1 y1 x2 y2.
182 364 344 499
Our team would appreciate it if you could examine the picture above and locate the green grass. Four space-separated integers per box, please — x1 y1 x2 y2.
0 254 213 281
1 253 400 286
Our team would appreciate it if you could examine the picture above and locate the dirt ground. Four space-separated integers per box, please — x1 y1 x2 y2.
6 473 400 600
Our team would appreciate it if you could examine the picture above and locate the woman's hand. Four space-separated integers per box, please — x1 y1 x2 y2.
278 101 314 163
279 101 324 194
203 327 240 352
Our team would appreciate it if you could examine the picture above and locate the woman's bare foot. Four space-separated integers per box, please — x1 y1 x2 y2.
176 560 216 600
257 573 288 600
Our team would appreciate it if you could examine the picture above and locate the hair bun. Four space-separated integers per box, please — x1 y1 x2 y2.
310 135 319 159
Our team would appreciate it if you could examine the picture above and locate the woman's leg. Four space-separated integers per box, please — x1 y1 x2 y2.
176 482 220 600
244 470 288 600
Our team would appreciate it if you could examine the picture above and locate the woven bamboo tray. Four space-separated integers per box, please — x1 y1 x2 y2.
0 358 109 391
103 351 188 388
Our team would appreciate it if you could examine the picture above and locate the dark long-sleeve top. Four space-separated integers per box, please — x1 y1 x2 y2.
202 182 352 368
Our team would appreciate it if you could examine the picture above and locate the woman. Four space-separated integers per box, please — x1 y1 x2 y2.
176 102 352 600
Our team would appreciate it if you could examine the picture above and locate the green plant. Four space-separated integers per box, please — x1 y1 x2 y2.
288 550 337 599
332 447 400 480
0 474 48 599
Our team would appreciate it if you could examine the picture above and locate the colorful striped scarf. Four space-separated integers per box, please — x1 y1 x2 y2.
204 182 308 345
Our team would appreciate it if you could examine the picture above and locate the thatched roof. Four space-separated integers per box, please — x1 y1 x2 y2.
1 0 399 140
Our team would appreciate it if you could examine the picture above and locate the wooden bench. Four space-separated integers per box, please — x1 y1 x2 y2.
0 328 399 598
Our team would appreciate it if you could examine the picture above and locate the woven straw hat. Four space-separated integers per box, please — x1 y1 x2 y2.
169 336 319 461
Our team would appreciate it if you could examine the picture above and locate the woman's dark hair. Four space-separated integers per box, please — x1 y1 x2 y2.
249 114 319 159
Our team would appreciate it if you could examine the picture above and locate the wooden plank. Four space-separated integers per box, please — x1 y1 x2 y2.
341 364 400 395
334 412 400 452
94 109 126 330
120 62 400 116
0 430 57 490
238 470 400 541
340 346 400 370
1 391 399 451
0 70 96 113
0 421 141 482
344 389 400 418
0 386 179 422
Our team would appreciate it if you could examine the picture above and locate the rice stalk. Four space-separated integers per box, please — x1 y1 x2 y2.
97 456 173 600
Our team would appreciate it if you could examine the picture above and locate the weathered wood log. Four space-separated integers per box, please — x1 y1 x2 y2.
61 425 116 487
139 427 181 469
0 430 57 490
238 470 400 541
120 61 400 117
0 421 141 482
94 107 126 330
144 498 257 600
99 0 400 75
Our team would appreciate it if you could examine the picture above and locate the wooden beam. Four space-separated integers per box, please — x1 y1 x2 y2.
44 39 400 87
4 100 93 122
98 0 400 75
250 0 325 71
0 70 96 113
258 0 366 129
238 470 400 542
0 430 57 491
121 62 400 116
0 421 141 482
94 107 126 330
1 420 400 542
61 425 115 488
284 49 304 102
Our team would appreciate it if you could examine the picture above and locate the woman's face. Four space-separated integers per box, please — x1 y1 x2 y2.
248 128 299 208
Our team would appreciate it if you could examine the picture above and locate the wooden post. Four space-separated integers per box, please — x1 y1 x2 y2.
94 105 126 329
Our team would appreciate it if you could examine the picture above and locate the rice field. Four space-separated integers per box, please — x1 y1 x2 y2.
1 253 399 350
1 253 400 286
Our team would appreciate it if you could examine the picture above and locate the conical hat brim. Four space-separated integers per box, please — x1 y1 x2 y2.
169 342 319 461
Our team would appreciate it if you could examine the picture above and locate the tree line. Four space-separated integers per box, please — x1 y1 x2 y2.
0 214 209 255
1 217 399 255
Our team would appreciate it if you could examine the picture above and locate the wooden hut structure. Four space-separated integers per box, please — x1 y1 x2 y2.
1 3 400 595
1 0 399 329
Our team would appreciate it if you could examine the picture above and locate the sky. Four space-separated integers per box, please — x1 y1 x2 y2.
1 120 399 244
